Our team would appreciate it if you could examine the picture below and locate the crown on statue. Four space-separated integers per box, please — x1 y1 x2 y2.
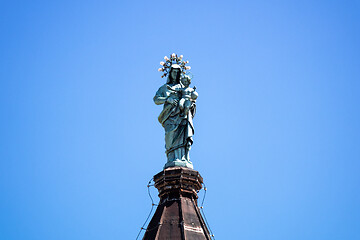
158 53 191 78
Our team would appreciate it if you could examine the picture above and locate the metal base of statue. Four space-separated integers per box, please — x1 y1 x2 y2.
142 167 211 240
164 159 193 169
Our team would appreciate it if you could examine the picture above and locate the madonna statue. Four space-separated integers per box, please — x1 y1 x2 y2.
153 54 197 169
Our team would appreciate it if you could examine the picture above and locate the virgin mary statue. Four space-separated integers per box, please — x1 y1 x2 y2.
153 64 197 169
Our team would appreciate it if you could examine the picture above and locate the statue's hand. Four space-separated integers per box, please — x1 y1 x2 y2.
167 97 178 105
191 91 198 100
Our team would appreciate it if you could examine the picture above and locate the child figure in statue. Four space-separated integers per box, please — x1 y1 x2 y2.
179 75 198 116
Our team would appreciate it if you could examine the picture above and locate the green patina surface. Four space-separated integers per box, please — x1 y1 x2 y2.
154 56 197 170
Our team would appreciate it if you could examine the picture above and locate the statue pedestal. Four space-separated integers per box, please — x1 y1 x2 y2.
164 160 193 169
142 167 211 240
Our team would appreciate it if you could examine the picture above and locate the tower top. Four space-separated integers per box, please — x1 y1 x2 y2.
142 167 211 240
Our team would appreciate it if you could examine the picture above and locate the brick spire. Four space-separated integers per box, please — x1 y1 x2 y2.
143 167 212 240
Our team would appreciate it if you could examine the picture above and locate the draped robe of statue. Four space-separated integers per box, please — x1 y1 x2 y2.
153 68 196 169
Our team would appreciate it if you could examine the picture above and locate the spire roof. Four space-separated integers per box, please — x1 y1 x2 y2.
142 167 212 240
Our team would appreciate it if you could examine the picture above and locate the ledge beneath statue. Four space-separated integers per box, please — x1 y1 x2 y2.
154 166 203 200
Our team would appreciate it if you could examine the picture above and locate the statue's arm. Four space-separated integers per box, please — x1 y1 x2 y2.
153 86 168 105
154 95 167 105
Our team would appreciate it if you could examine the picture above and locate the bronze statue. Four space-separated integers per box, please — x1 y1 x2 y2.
154 54 198 169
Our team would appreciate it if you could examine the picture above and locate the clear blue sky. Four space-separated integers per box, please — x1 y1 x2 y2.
1 0 359 239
